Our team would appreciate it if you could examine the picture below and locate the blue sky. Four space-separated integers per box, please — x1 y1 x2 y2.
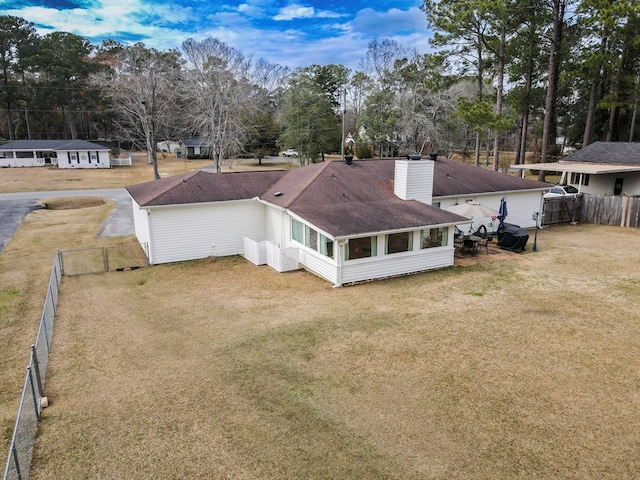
1 0 432 71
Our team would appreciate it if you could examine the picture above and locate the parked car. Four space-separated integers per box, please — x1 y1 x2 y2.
544 184 580 198
282 149 298 157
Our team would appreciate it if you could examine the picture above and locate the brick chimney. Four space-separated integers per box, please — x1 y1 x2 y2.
393 158 434 205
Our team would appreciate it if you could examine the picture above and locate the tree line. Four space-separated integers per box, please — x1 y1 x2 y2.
1 1 639 178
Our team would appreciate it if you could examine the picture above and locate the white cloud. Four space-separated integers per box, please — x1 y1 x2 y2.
273 4 315 21
5 0 432 71
272 3 347 21
315 10 347 19
352 7 428 36
237 3 265 17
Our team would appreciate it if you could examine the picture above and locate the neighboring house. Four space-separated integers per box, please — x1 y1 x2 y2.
157 140 180 153
178 138 207 157
512 141 640 196
127 157 547 286
0 140 110 168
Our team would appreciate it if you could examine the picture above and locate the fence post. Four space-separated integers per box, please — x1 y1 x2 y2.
57 249 64 276
27 366 40 421
31 345 44 398
49 282 56 317
11 443 22 480
103 246 109 272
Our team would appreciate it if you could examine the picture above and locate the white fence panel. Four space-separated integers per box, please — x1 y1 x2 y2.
265 242 299 272
110 157 132 166
243 237 267 265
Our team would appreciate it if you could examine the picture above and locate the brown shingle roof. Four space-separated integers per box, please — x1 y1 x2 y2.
126 170 287 206
431 157 546 196
259 158 546 236
261 160 466 236
293 199 464 237
126 158 548 237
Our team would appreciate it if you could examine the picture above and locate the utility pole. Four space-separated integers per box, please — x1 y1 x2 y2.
341 89 346 162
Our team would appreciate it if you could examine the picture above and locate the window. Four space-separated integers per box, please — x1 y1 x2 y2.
319 233 333 258
346 236 377 260
386 232 413 254
292 219 334 258
292 219 303 243
421 227 449 249
570 172 590 186
305 225 318 250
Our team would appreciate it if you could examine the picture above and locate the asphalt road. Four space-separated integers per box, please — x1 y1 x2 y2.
0 188 134 253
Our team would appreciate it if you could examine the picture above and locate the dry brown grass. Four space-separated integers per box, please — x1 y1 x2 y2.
0 197 139 450
0 152 299 193
2 212 635 478
1 152 636 477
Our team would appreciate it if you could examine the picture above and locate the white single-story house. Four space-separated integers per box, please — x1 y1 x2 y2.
126 156 548 286
157 140 180 154
178 138 207 157
511 141 640 196
0 140 111 168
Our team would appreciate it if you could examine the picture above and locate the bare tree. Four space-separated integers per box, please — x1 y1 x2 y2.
96 42 182 179
395 53 457 154
180 38 258 172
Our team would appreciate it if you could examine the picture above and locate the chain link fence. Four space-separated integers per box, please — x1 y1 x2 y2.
58 242 148 276
3 242 149 479
3 253 61 480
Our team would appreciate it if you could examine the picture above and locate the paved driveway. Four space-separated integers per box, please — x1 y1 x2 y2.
0 189 134 253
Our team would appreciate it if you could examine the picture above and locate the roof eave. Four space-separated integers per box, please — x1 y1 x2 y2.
135 197 259 209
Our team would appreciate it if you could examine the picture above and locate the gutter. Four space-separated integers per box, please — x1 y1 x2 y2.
139 197 260 210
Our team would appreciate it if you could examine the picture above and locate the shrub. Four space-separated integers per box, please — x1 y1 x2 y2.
355 141 374 159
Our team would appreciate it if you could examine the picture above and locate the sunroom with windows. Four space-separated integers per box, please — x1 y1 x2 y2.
289 216 456 286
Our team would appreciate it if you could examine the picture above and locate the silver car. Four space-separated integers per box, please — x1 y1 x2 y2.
544 185 579 198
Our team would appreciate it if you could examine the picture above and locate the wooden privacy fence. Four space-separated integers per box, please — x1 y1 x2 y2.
543 194 640 228
581 194 640 227
542 195 583 226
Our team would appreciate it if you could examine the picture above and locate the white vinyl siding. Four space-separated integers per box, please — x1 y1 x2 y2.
146 201 266 264
297 248 339 284
56 150 111 169
264 205 286 246
580 172 640 196
394 159 434 204
437 191 544 231
131 199 151 253
498 192 543 229
340 241 454 285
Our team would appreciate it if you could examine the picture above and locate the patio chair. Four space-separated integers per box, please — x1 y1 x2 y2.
473 225 487 238
462 238 477 254
477 235 493 254
454 226 464 248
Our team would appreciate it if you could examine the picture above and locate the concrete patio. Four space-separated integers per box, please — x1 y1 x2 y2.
453 238 521 267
